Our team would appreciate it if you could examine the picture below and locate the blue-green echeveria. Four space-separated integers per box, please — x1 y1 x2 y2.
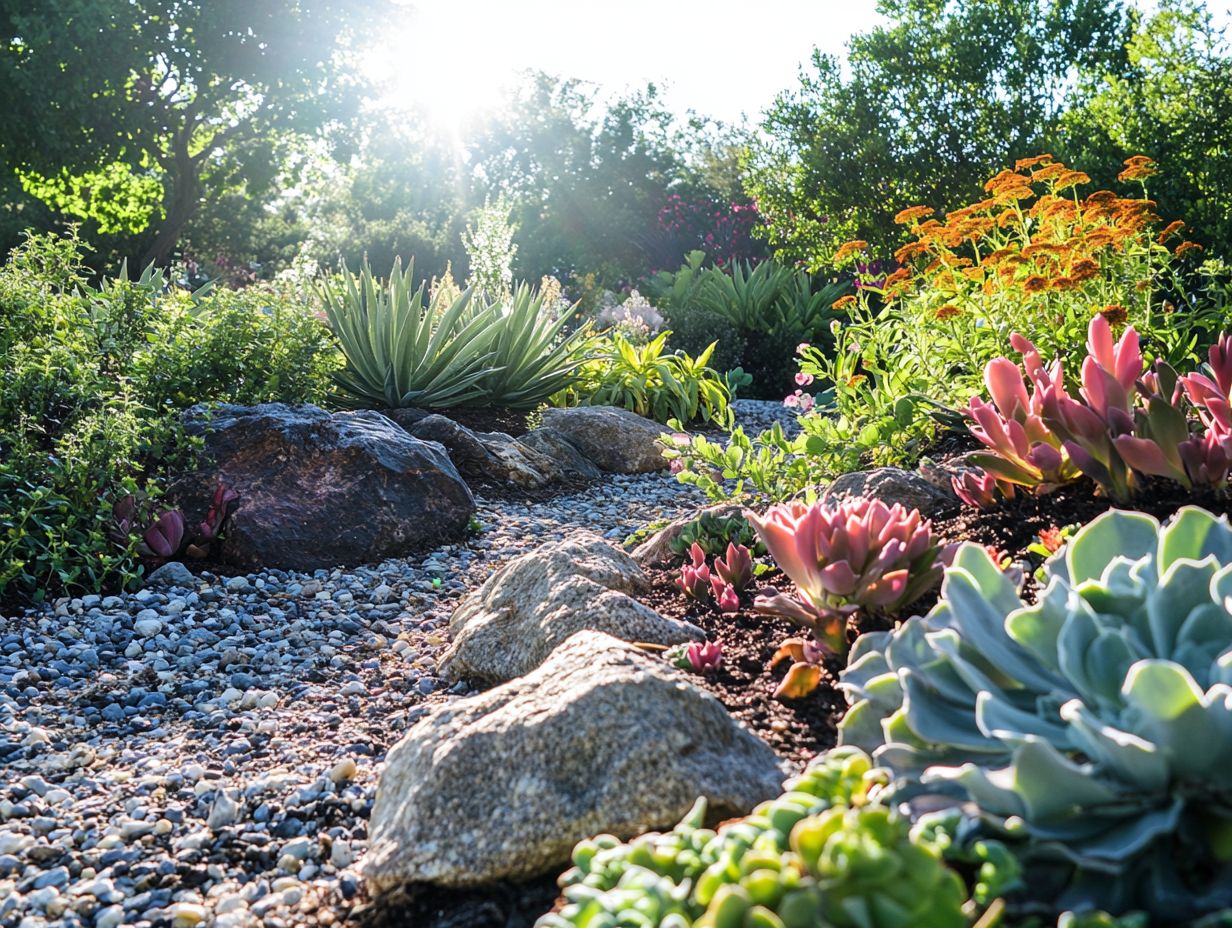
839 506 1232 919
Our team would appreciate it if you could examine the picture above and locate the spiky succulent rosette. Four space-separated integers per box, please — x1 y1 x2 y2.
746 498 942 656
839 506 1232 918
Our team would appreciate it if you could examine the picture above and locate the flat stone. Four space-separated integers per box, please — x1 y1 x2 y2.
539 406 670 473
820 466 957 518
365 631 785 890
438 531 702 684
144 562 196 588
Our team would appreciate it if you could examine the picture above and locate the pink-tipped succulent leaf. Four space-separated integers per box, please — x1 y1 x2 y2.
951 470 1002 509
713 542 755 592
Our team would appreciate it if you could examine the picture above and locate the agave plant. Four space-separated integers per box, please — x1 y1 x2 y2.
839 506 1232 918
322 259 587 410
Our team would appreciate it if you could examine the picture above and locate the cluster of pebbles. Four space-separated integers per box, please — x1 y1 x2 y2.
0 402 789 928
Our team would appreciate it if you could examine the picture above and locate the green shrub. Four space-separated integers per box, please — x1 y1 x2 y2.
840 506 1232 920
557 330 733 427
0 230 338 604
646 251 848 399
128 284 340 409
322 258 587 409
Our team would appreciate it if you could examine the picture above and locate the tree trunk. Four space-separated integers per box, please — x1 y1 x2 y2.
140 132 201 269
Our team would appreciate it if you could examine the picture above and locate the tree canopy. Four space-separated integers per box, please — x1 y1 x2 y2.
0 0 381 265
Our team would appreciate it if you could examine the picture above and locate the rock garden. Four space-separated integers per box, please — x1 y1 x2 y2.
6 5 1232 925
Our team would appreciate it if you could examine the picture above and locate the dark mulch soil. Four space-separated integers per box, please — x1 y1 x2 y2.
641 566 847 769
356 877 561 928
930 475 1232 559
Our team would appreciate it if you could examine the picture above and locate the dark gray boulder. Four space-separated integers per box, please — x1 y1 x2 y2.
175 404 474 571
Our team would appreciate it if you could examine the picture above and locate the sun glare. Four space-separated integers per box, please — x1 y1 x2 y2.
371 2 518 140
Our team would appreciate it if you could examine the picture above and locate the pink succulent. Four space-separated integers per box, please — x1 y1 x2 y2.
966 332 1075 489
951 470 1003 509
670 639 723 673
714 542 755 592
716 583 740 614
675 542 712 600
745 497 942 658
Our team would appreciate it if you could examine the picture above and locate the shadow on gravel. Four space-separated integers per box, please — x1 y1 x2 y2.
355 877 561 928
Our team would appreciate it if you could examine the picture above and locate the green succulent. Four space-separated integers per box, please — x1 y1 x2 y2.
670 511 763 560
840 506 1232 919
537 748 974 928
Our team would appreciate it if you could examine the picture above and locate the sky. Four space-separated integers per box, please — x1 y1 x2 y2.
374 0 1232 132
374 0 886 128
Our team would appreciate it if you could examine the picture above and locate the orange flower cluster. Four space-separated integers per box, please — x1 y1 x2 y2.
1099 304 1128 325
832 294 857 310
894 205 934 225
867 156 1177 308
1117 155 1157 183
833 240 868 263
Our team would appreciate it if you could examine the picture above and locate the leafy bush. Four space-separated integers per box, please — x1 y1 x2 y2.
538 747 981 928
556 330 733 427
646 251 848 398
840 506 1232 920
322 258 587 410
0 231 337 603
127 283 340 409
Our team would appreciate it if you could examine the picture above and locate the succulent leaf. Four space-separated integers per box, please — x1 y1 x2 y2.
840 506 1232 918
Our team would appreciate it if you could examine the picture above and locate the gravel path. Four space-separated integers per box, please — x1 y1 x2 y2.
0 402 789 928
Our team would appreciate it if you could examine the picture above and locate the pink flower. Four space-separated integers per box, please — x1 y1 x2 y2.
795 372 814 387
796 343 811 355
798 393 815 413
783 394 800 408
